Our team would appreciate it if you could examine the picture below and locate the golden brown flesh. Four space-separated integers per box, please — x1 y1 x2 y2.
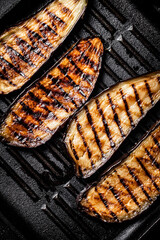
65 72 160 178
0 0 87 94
0 37 103 147
79 123 160 222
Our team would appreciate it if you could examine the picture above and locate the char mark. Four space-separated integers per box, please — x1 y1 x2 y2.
5 44 35 67
95 187 119 222
120 88 135 128
116 170 140 207
145 148 160 169
0 62 16 86
96 99 115 148
107 93 125 138
69 139 79 161
46 10 66 27
57 65 86 98
126 164 152 201
75 116 94 167
12 111 34 133
38 82 69 112
136 157 160 193
84 105 104 157
108 184 128 213
20 101 44 123
152 136 160 150
145 80 154 106
25 27 47 59
67 55 93 86
132 84 144 116
0 55 27 78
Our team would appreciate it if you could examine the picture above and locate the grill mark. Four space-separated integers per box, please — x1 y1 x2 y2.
25 27 47 59
136 157 160 193
67 55 93 86
145 80 154 106
145 148 160 169
75 116 94 167
46 10 66 27
120 88 135 128
57 65 86 98
132 84 144 116
126 164 152 201
84 105 104 158
12 111 34 133
28 91 58 120
0 55 27 78
82 55 99 71
56 84 78 108
152 136 160 150
95 187 119 221
96 98 115 148
107 183 128 213
107 93 125 138
69 139 79 161
116 170 140 207
5 44 35 68
0 72 8 80
38 82 69 112
0 62 16 85
34 18 55 49
12 130 30 143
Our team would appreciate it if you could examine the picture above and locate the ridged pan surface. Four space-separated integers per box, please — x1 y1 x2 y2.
0 37 103 147
78 122 160 222
65 72 160 178
0 0 87 94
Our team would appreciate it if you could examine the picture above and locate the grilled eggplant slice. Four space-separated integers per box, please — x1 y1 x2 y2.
78 122 160 222
0 37 103 147
65 72 160 178
0 0 87 94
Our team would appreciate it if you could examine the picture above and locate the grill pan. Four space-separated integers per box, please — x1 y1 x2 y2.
0 0 160 239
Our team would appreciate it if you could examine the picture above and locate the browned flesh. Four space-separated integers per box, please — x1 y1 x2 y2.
65 72 160 177
0 0 87 94
79 123 160 222
0 37 103 147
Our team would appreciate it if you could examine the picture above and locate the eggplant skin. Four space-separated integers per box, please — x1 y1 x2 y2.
0 0 87 94
0 37 103 148
65 72 160 178
78 122 160 223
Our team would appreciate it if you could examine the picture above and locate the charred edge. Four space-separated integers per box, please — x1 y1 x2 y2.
132 84 144 116
152 136 160 150
145 148 160 170
108 184 128 213
145 80 154 106
5 44 35 67
116 171 140 207
75 116 94 167
126 164 152 201
96 98 115 148
57 65 86 97
28 91 58 120
107 93 125 138
84 105 104 157
12 111 33 133
66 55 93 86
0 55 27 78
158 77 160 84
69 139 79 161
95 186 119 222
38 82 68 112
136 157 160 193
0 62 16 86
25 27 47 59
120 88 135 128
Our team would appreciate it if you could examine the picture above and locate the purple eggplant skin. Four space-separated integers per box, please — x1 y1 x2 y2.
0 37 104 148
78 121 160 223
0 0 88 95
65 71 160 178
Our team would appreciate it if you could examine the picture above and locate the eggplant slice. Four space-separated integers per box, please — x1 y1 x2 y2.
0 0 87 94
78 122 160 222
0 37 103 147
65 72 160 178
